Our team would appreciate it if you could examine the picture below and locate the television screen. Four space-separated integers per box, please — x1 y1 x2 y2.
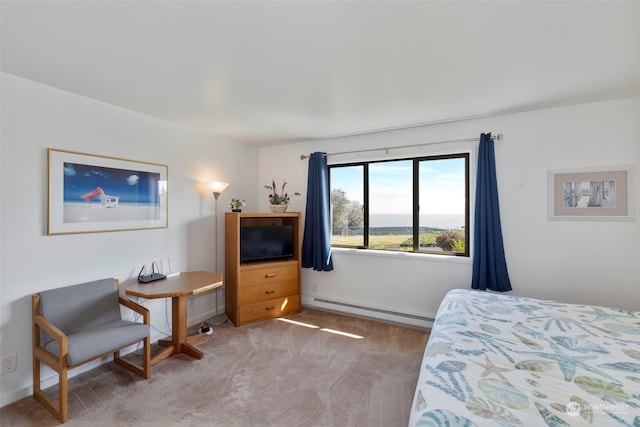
240 225 293 263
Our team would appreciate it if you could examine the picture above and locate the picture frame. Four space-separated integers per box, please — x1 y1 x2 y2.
48 148 168 234
548 166 634 220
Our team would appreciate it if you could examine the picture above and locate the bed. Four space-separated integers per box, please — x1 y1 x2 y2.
409 289 640 426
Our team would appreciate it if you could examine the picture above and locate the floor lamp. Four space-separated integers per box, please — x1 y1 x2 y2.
210 181 229 326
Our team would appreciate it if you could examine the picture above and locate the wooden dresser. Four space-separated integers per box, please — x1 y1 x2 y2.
224 212 301 326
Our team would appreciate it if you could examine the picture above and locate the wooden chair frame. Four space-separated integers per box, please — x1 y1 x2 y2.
32 280 151 422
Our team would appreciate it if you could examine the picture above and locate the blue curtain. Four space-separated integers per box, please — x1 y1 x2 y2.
302 152 334 271
472 133 512 292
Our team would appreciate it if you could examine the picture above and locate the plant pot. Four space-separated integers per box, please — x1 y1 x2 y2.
231 209 242 212
269 204 288 213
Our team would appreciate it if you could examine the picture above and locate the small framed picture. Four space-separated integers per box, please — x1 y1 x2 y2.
48 148 168 234
548 166 634 220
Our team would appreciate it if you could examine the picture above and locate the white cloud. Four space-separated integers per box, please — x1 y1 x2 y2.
63 164 76 176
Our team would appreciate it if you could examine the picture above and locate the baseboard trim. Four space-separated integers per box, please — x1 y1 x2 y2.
303 295 434 329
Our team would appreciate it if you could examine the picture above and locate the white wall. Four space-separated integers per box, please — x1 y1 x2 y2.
260 97 640 326
0 73 259 406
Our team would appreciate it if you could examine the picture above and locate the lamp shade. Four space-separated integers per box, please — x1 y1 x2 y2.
210 181 229 197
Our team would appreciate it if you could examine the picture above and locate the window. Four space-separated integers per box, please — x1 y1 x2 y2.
329 153 469 256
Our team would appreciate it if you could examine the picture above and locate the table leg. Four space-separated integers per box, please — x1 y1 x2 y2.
151 295 204 365
172 295 187 347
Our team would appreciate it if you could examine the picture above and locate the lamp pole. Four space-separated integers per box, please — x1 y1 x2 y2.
213 191 220 272
210 181 229 326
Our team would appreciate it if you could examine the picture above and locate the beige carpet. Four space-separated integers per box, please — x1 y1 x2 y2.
1 308 429 426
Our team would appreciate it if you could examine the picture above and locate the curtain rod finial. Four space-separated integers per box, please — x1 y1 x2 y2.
495 133 503 141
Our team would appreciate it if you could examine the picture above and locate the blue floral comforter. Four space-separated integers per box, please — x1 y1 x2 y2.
409 289 640 426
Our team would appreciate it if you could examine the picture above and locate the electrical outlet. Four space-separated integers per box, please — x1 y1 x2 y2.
2 354 17 375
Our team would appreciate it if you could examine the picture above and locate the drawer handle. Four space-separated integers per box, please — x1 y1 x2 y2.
266 306 275 311
265 273 276 278
265 290 275 294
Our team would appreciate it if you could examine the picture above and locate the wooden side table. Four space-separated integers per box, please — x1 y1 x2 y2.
125 271 223 366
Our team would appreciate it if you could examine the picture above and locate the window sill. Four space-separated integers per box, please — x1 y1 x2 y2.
330 247 471 264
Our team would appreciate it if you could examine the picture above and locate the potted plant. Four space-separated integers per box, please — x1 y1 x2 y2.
264 179 300 212
229 198 246 212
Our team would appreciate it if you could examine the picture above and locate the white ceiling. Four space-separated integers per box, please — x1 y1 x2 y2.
2 1 639 146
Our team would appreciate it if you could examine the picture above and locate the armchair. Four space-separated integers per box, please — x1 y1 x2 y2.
32 278 150 422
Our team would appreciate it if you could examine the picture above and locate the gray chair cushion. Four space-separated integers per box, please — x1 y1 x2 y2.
38 278 122 346
44 320 150 366
38 277 150 365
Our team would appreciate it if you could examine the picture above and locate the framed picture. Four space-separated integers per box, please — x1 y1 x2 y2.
48 149 168 234
548 166 634 220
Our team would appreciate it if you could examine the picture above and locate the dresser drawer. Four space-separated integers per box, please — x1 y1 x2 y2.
238 280 298 305
239 265 298 287
238 295 301 325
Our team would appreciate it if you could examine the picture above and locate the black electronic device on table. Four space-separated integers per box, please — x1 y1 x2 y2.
137 262 167 283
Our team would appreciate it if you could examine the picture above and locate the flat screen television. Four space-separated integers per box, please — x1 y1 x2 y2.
240 225 293 263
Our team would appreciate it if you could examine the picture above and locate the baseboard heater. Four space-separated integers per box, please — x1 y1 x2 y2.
313 297 434 322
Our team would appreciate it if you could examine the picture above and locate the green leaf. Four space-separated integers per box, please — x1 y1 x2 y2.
478 378 529 409
574 376 629 402
514 360 555 372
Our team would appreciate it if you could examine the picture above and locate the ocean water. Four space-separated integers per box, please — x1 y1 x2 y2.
369 214 464 229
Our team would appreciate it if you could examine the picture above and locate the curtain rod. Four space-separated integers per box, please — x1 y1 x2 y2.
300 133 502 160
